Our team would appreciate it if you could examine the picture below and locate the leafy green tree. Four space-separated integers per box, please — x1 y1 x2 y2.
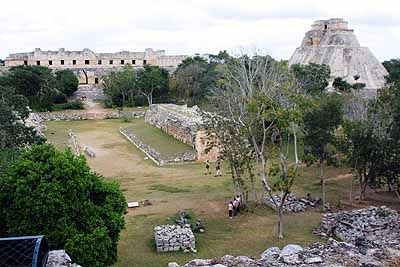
55 69 79 97
332 77 365 92
303 94 344 209
0 85 43 149
0 144 127 267
102 65 137 107
291 63 331 95
0 65 58 111
383 58 400 83
171 52 229 106
137 65 169 105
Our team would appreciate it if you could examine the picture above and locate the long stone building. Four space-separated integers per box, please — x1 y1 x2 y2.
5 48 187 84
289 18 388 96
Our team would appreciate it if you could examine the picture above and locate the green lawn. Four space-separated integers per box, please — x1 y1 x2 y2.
45 118 353 267
123 119 194 157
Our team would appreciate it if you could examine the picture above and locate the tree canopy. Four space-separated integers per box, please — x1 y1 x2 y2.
291 63 331 95
0 144 127 267
0 65 78 111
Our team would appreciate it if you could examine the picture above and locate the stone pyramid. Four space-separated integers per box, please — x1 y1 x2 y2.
289 18 388 96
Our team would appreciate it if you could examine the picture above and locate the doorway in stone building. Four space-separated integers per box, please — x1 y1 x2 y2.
78 69 88 84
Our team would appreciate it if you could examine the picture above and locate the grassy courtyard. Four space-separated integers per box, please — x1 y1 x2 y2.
45 118 354 267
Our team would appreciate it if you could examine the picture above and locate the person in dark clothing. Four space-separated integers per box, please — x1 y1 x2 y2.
205 160 211 175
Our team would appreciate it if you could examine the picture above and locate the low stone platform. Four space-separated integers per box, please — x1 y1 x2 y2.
154 225 195 253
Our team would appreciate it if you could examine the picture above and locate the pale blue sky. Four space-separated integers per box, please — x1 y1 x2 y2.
1 0 398 61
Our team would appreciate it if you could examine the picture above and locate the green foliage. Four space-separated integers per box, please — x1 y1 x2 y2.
171 52 230 106
0 85 44 149
291 63 331 95
383 58 400 83
0 65 58 110
55 69 79 97
102 65 168 107
53 101 84 110
0 65 80 111
137 65 169 105
0 144 127 267
303 94 344 162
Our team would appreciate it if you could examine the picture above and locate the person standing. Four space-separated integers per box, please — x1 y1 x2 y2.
233 197 239 216
236 195 241 213
205 160 211 175
215 160 222 176
228 201 234 219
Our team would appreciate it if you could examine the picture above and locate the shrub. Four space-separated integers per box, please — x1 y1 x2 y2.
134 94 147 106
0 144 127 267
53 101 84 110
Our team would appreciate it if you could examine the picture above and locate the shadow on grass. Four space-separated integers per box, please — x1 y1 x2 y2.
149 184 191 193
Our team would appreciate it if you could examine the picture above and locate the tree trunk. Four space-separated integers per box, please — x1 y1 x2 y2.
277 203 284 239
246 162 257 202
349 174 354 208
320 159 326 211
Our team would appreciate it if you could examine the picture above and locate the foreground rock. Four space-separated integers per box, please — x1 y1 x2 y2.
46 250 81 267
169 207 400 266
315 206 400 249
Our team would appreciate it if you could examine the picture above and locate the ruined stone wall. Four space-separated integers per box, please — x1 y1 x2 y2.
154 225 195 253
5 48 188 84
145 104 219 162
35 111 144 121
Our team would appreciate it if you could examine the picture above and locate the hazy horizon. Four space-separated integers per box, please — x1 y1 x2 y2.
1 0 399 61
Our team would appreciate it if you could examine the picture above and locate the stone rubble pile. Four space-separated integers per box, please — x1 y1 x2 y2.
120 127 196 165
35 111 144 121
169 207 400 267
25 113 47 137
265 193 321 213
315 206 400 248
46 250 81 267
155 224 196 253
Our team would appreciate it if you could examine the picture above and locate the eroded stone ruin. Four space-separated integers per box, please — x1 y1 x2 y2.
145 104 219 161
265 193 322 213
154 225 196 253
169 206 400 267
5 48 187 84
289 18 388 97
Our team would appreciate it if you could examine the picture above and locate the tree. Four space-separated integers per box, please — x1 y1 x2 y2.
171 52 229 106
303 94 344 210
0 144 127 267
0 65 58 111
209 53 302 239
332 77 365 92
55 69 79 97
137 65 169 106
0 85 44 149
383 58 400 83
102 65 137 107
291 63 330 95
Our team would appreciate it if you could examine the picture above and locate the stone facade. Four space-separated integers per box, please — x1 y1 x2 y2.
5 48 187 84
145 104 219 162
154 225 195 253
289 18 388 97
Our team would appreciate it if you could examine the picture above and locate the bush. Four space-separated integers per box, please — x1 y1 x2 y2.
133 94 147 106
55 70 79 97
0 144 127 267
53 101 84 110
